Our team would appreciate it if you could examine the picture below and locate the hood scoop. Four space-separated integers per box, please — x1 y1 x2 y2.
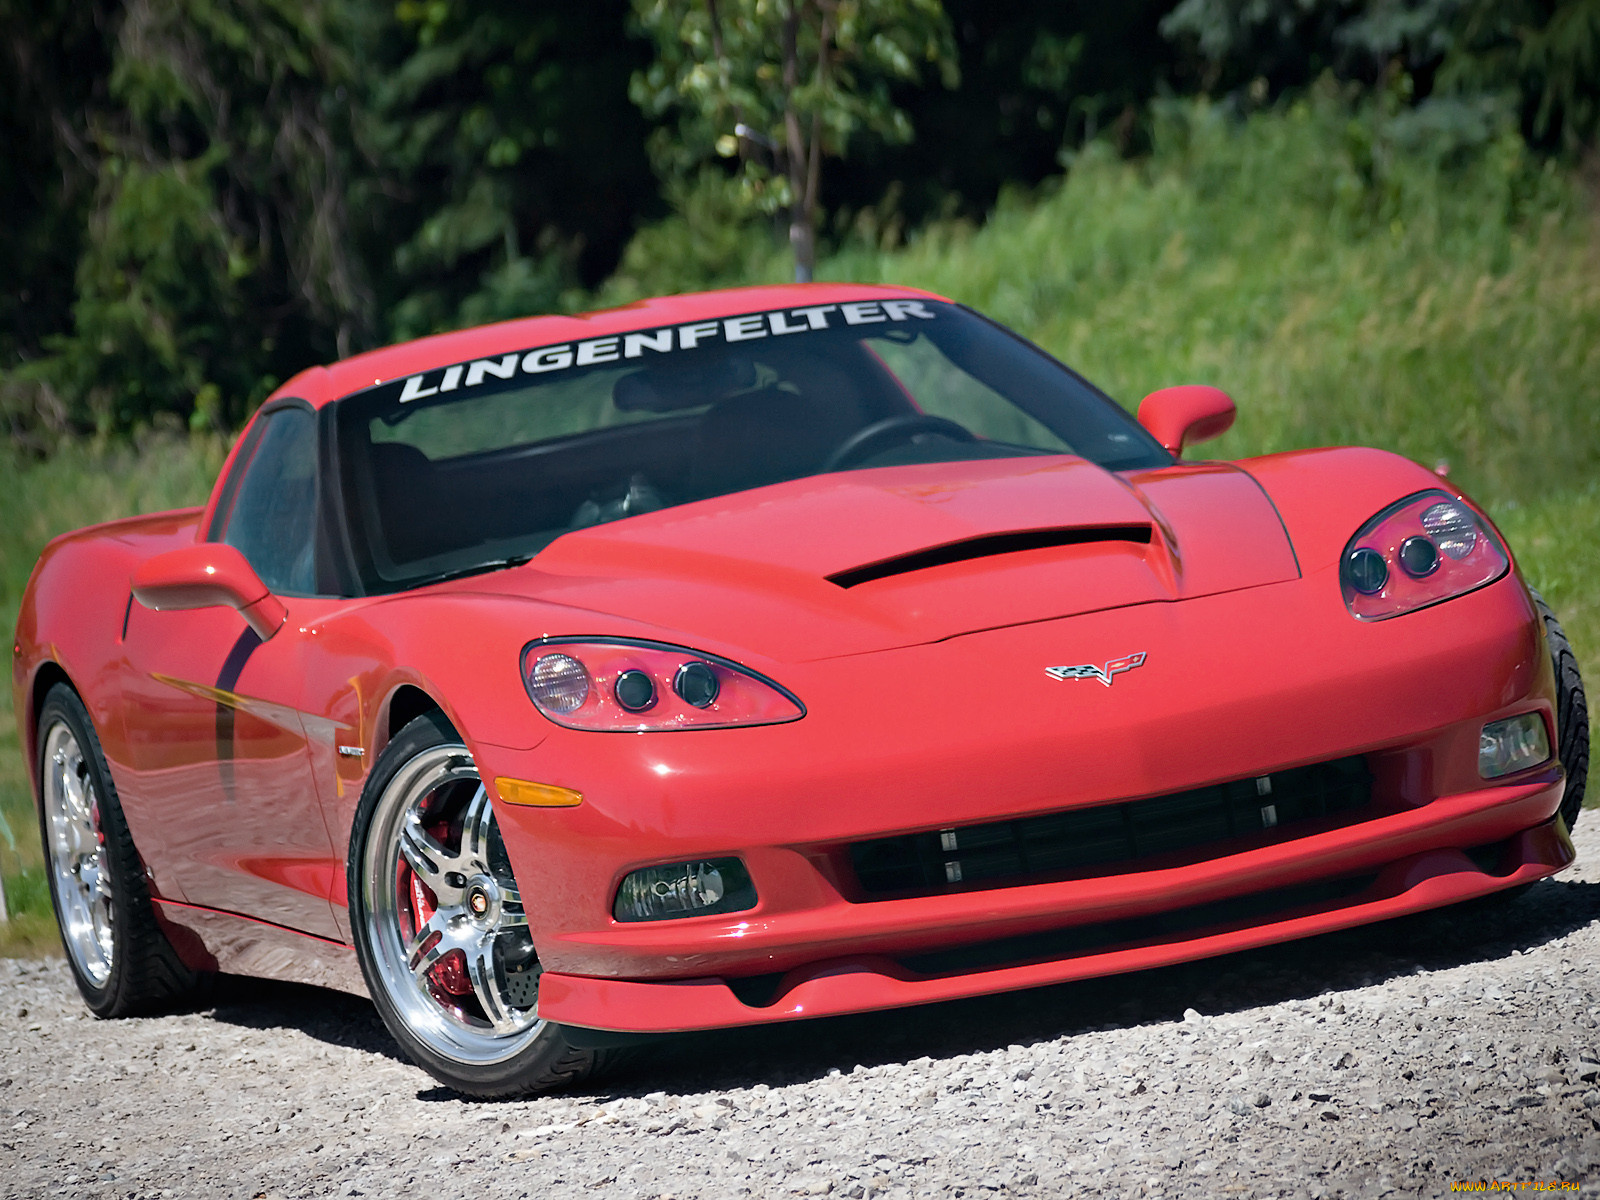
827 524 1153 589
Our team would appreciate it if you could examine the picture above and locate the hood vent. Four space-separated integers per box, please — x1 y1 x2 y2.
826 525 1153 589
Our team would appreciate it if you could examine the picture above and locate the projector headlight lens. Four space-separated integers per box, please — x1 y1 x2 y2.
1340 490 1508 620
520 638 803 731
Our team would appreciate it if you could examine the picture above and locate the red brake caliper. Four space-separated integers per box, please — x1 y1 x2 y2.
408 821 473 997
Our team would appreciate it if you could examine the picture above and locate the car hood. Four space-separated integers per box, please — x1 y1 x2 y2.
461 456 1300 663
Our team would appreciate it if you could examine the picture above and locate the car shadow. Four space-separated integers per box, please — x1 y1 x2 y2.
601 875 1600 1099
195 876 1600 1100
205 975 407 1064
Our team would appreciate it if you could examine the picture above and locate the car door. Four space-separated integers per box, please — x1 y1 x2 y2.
117 402 345 939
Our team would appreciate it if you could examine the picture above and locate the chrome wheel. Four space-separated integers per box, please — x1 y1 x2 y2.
360 743 542 1066
42 720 114 988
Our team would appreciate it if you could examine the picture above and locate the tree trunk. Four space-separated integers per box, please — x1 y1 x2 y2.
780 1 813 283
789 218 815 282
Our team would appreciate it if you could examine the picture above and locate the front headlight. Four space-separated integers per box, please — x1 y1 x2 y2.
1339 490 1509 620
520 637 805 731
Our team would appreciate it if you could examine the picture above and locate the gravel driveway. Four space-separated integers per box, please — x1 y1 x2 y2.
5 821 1600 1200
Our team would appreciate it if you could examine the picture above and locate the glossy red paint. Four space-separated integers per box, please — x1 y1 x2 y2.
132 542 287 640
10 283 1574 1042
535 818 1572 1033
1137 385 1238 456
474 562 1557 987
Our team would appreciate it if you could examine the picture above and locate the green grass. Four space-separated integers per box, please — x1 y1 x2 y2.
1 433 226 953
5 93 1598 952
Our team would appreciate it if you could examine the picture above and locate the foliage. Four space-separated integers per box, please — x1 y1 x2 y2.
376 0 657 340
1162 0 1600 152
2 0 375 439
629 0 957 280
4 0 1600 445
0 0 118 405
1160 0 1464 93
1445 0 1600 152
602 168 784 302
0 0 656 443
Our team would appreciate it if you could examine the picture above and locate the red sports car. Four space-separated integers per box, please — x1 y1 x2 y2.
13 284 1588 1097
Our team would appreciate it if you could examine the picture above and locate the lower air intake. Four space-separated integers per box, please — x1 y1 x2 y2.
850 757 1373 899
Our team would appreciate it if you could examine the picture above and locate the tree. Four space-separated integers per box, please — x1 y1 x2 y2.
374 0 658 339
2 0 378 436
630 0 957 282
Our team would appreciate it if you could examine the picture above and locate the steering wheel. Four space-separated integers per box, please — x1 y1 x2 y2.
822 415 978 472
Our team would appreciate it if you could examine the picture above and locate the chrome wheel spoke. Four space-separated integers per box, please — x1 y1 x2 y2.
60 757 89 819
467 940 519 1034
404 910 461 979
80 858 108 903
497 882 528 930
458 784 494 870
398 814 463 904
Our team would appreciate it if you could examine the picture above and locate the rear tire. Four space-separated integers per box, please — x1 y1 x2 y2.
36 683 209 1016
348 710 609 1097
1531 590 1588 830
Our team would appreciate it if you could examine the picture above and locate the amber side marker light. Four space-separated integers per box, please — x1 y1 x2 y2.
495 778 583 807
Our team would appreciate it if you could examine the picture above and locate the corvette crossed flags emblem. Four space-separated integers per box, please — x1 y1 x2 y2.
1045 651 1147 687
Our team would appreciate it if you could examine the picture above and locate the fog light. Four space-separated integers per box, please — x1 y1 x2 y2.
1479 713 1551 779
613 858 756 922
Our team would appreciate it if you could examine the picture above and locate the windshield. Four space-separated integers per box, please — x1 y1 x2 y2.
333 299 1169 593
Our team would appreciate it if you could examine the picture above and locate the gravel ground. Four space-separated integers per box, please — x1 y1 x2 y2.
4 822 1600 1200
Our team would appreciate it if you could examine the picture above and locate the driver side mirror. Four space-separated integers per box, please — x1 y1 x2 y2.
131 543 287 641
1136 385 1237 458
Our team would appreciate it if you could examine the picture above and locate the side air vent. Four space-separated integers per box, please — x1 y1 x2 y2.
826 525 1153 589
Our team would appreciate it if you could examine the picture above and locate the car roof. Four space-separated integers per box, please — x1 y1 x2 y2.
273 282 950 408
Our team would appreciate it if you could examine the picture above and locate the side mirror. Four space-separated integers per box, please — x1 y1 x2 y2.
131 543 286 641
1136 385 1237 458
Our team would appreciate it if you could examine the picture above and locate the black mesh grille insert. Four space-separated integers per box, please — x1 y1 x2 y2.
850 757 1373 899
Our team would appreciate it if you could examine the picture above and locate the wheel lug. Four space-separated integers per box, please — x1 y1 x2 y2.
446 871 467 888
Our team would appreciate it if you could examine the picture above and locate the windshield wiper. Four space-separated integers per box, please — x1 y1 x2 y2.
407 553 535 589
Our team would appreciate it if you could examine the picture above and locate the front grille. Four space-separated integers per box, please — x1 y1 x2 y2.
849 756 1372 898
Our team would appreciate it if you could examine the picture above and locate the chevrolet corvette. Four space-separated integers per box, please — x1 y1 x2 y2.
13 283 1587 1097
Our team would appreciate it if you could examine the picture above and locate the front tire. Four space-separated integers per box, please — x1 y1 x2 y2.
36 683 208 1016
1533 590 1588 829
347 710 605 1097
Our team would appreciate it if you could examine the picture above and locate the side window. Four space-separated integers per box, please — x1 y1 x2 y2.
216 407 320 595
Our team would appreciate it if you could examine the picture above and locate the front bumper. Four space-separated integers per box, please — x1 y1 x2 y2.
537 813 1571 1033
475 571 1571 1032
